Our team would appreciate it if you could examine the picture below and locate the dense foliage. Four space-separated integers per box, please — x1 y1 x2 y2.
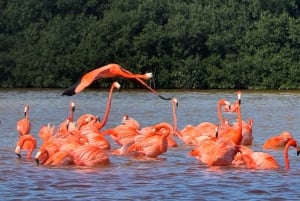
1 0 300 89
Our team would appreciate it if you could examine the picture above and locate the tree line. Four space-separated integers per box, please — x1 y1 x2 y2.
1 0 300 90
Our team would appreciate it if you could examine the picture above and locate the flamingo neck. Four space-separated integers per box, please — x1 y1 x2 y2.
98 85 117 130
235 106 243 145
284 140 293 170
172 99 178 132
68 106 74 122
217 100 224 125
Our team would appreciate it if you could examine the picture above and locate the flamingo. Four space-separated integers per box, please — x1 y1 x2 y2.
263 131 294 149
38 124 56 142
67 101 77 131
118 125 170 158
62 63 171 100
189 137 239 166
15 134 37 158
77 81 120 131
104 124 138 146
72 144 110 167
16 105 31 136
35 141 60 165
218 103 243 145
178 99 231 145
234 138 298 170
223 91 241 112
121 114 140 129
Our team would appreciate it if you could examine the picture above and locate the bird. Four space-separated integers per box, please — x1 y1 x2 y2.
223 91 241 112
72 144 110 167
66 101 77 131
76 81 120 131
118 125 170 158
16 105 31 136
189 137 239 166
177 99 231 145
218 103 243 145
15 134 37 159
62 63 171 100
233 138 298 170
263 131 294 149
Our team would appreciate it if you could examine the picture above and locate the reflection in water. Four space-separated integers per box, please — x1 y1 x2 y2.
1 89 300 200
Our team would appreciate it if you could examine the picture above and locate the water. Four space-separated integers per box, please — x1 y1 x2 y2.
1 88 300 200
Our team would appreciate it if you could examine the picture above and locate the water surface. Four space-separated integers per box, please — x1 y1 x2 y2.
1 89 300 200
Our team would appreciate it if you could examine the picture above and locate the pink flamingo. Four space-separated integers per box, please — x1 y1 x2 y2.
218 103 243 145
62 63 171 100
15 134 37 158
223 91 241 112
189 137 239 166
234 138 298 170
118 125 170 158
72 144 110 167
16 105 31 136
263 131 294 149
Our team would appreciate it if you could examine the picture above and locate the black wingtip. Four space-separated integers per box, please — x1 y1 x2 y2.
62 88 76 96
62 80 81 96
158 95 172 101
62 83 78 96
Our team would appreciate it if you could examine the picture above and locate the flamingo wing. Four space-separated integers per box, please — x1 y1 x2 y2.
62 67 112 96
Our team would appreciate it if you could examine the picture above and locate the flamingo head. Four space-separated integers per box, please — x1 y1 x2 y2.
15 146 21 158
144 72 153 79
70 101 75 112
237 91 242 105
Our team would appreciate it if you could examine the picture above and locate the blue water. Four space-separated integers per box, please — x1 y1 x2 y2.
1 89 300 200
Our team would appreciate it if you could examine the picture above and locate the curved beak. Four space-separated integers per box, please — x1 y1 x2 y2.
35 158 40 165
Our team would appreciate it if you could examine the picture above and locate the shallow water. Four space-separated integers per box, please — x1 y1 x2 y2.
1 88 300 200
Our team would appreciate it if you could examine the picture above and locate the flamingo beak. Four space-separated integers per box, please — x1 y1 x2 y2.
16 153 21 158
35 158 40 165
297 148 300 156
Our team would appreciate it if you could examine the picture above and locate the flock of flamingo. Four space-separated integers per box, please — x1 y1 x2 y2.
14 63 300 170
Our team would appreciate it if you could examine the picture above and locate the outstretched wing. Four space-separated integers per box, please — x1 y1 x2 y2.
62 67 111 96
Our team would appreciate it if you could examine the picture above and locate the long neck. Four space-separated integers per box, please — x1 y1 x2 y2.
172 99 177 132
235 105 243 145
98 85 117 130
284 140 294 170
217 100 224 125
68 105 74 122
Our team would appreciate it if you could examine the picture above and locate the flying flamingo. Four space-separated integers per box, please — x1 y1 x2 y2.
263 131 294 149
16 105 31 136
15 134 37 159
62 63 171 100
